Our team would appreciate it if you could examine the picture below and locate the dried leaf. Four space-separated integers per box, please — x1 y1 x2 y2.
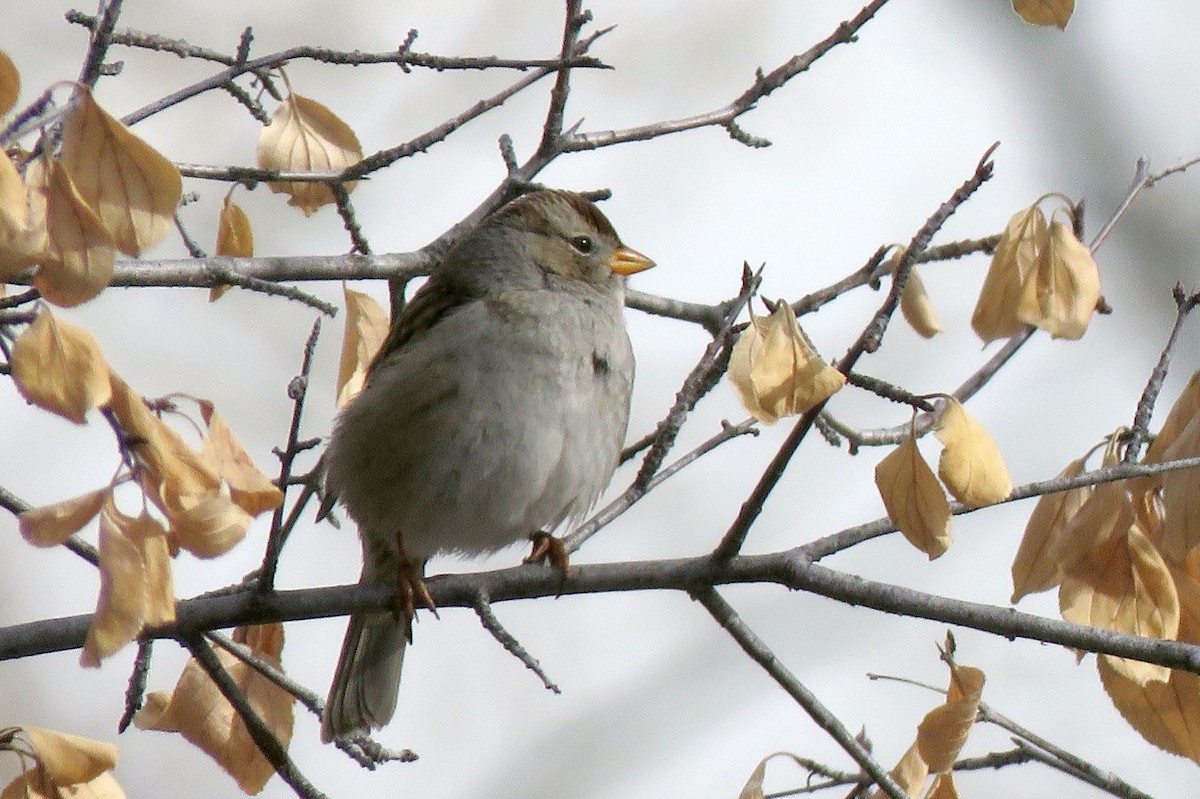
728 301 846 424
20 726 118 785
871 742 928 799
896 253 941 338
927 772 960 799
198 402 284 516
210 194 253 301
10 307 112 424
337 286 389 407
1011 457 1091 602
1158 413 1200 562
916 664 985 772
134 624 295 794
1099 657 1200 763
161 486 253 559
18 487 108 546
0 50 18 117
28 156 116 307
0 152 44 276
875 431 953 559
256 93 361 215
81 498 175 667
1060 524 1179 684
60 87 182 256
935 398 1013 507
1012 0 1074 29
105 376 221 503
1017 220 1100 339
972 205 1046 343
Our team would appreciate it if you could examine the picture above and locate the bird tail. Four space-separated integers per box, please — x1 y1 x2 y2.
321 560 424 742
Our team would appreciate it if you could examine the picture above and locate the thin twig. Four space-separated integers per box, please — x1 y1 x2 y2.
180 633 328 799
75 0 125 87
260 319 322 592
1123 284 1200 463
694 589 910 799
472 593 561 694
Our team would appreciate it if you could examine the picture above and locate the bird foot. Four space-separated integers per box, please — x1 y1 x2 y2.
525 532 570 577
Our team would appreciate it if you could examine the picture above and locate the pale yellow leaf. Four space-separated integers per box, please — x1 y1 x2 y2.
134 623 294 794
899 262 942 338
1099 657 1200 763
28 156 116 307
0 152 44 277
161 486 253 559
10 307 112 424
105 375 221 505
337 286 389 407
1013 0 1074 29
1011 457 1091 602
927 771 960 799
1017 220 1100 339
875 432 953 559
197 401 284 516
1060 524 1179 684
1159 413 1200 562
935 398 1013 507
20 726 118 785
82 499 164 667
210 194 253 301
916 665 985 772
870 742 928 799
60 87 182 256
256 93 361 215
728 301 845 424
972 205 1046 343
736 752 812 799
18 487 107 546
0 50 18 117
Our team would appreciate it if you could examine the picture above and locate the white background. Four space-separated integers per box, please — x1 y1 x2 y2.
3 2 1200 797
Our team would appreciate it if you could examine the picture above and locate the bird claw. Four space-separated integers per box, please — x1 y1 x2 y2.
525 532 570 577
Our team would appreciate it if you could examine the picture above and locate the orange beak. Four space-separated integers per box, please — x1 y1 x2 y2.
608 245 656 276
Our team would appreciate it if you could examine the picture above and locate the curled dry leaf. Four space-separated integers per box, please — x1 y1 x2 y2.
27 155 116 307
1099 657 1200 763
728 300 846 424
256 92 362 216
875 429 953 559
736 752 811 799
198 402 284 516
18 487 107 546
934 398 1013 508
60 86 182 256
134 624 295 795
972 204 1046 343
10 306 112 424
1010 457 1091 602
337 286 389 407
1158 413 1200 562
892 248 941 338
160 483 254 559
1016 220 1101 340
927 772 960 799
0 50 18 117
17 726 119 785
0 152 45 276
1060 523 1179 685
1012 0 1074 29
210 194 253 302
916 664 985 773
81 497 175 667
870 743 928 799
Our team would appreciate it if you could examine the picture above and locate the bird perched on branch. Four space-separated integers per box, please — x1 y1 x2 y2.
321 189 654 741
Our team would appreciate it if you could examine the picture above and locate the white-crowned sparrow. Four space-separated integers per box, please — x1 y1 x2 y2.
321 189 654 741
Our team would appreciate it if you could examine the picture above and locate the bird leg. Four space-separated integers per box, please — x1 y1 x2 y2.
525 531 570 576
393 531 438 641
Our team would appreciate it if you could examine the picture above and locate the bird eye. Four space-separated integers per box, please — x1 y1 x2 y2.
569 235 594 254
